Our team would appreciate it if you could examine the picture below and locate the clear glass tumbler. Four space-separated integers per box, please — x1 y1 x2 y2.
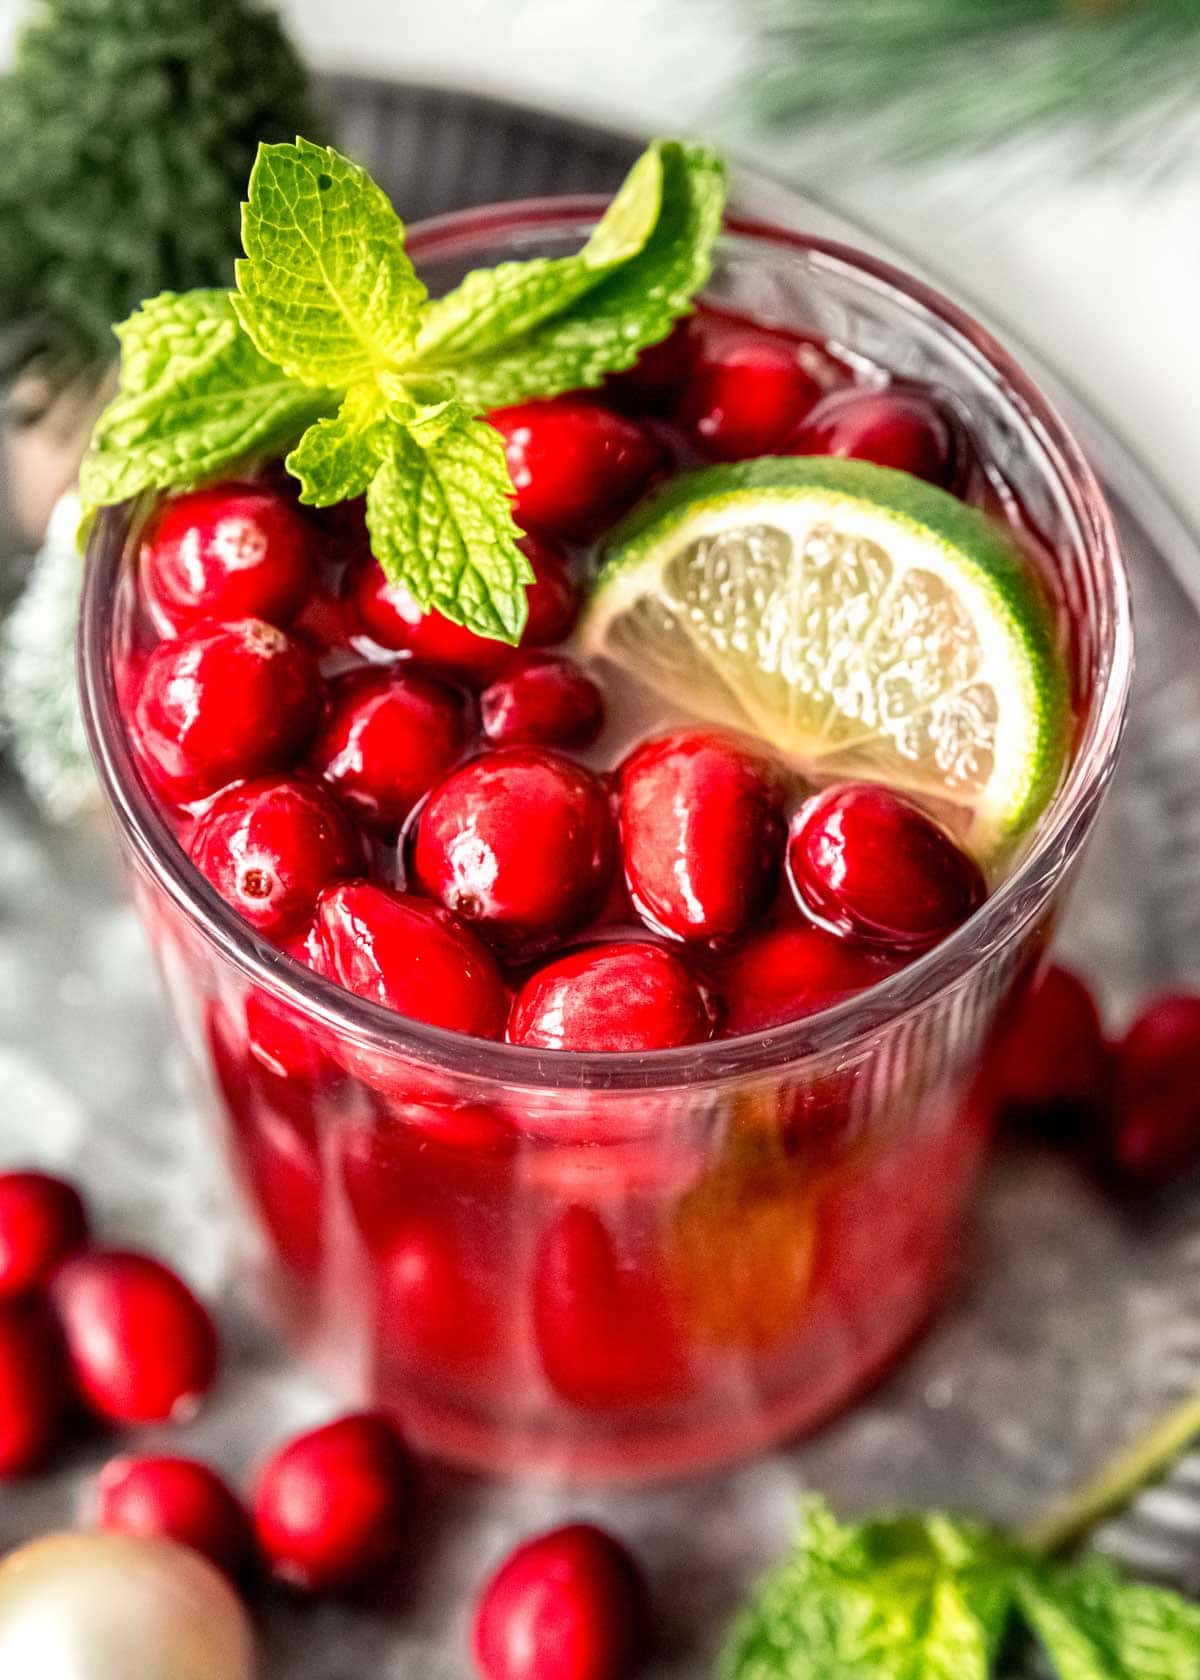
79 207 1131 1481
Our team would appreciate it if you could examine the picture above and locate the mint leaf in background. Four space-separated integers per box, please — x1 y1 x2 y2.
79 290 334 529
1016 1557 1200 1680
366 417 533 642
414 141 665 364
718 1501 1016 1680
418 140 727 411
234 138 427 388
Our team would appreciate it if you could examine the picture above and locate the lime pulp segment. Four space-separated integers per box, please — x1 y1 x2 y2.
580 457 1068 857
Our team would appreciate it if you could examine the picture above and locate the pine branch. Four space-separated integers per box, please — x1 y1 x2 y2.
739 0 1200 167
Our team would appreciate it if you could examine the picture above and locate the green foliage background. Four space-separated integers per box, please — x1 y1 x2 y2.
0 0 317 387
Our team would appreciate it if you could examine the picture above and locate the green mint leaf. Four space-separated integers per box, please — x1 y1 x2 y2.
414 142 665 363
285 385 389 506
414 139 727 411
1016 1557 1200 1680
365 415 533 642
234 138 427 389
79 289 334 529
718 1500 1016 1680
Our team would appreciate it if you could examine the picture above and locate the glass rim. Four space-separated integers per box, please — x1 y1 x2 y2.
78 200 1133 1094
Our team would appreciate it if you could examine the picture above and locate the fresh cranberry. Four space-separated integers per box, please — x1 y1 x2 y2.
480 655 603 749
188 776 359 937
787 782 985 951
487 398 663 538
253 1413 414 1592
619 729 787 943
678 330 821 460
794 386 959 487
0 1171 88 1297
310 667 467 833
473 1523 648 1680
509 943 711 1052
50 1250 219 1425
533 1206 686 1407
0 1299 69 1477
317 882 508 1038
95 1456 253 1583
606 316 696 410
413 748 615 953
375 1215 506 1381
718 923 900 1035
140 483 315 633
353 534 578 681
1107 993 1200 1185
132 619 322 802
989 963 1112 1137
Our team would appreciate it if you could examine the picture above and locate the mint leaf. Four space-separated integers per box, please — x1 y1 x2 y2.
366 416 533 641
414 141 665 363
1017 1557 1200 1680
718 1501 1016 1680
415 139 727 411
234 137 427 388
79 290 334 528
285 384 389 506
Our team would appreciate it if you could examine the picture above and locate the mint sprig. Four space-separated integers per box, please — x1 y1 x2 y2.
80 135 727 643
719 1499 1200 1680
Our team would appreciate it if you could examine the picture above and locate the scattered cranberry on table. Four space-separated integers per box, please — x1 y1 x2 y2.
188 775 361 937
787 782 985 951
472 1522 648 1680
95 1455 254 1584
0 1298 70 1477
508 942 712 1052
618 729 787 943
50 1250 219 1426
1107 992 1200 1186
133 619 321 803
140 483 316 633
413 747 617 953
0 1170 88 1297
989 962 1113 1139
252 1413 415 1593
487 397 663 537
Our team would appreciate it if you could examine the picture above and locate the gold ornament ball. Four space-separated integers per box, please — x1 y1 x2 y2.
0 1532 256 1677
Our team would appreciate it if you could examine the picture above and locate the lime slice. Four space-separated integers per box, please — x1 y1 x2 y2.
580 457 1068 857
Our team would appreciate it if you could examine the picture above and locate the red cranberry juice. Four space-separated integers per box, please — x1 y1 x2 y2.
113 306 1067 1477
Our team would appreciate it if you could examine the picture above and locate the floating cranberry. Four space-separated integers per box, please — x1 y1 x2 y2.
253 1413 415 1593
311 667 467 833
606 316 696 410
317 882 508 1038
619 729 787 943
488 398 662 538
141 483 316 633
509 943 711 1053
291 582 365 654
132 619 321 803
1108 993 1200 1186
990 963 1112 1137
473 1522 648 1680
0 1299 69 1477
719 923 900 1035
375 1215 506 1380
787 783 985 951
0 1171 88 1298
794 387 959 487
353 534 576 681
96 1456 253 1583
413 748 615 953
678 330 821 460
533 1206 686 1408
480 655 603 749
188 776 359 937
50 1250 219 1425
